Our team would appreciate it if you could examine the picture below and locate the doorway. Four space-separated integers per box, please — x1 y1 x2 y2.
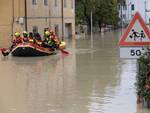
65 23 72 38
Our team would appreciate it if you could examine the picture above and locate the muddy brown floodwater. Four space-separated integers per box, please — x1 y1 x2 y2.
0 30 150 113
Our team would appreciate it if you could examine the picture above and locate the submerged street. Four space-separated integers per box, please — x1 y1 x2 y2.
0 30 150 113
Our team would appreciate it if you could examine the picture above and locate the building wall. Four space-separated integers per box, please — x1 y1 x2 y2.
0 0 75 46
119 0 150 25
26 0 50 35
134 0 150 23
118 2 128 26
0 0 13 47
50 0 75 39
13 0 25 32
0 0 25 47
63 0 75 38
131 0 145 20
27 0 75 40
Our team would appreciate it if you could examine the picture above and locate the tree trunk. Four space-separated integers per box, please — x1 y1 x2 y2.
87 17 91 33
83 4 91 34
98 21 102 32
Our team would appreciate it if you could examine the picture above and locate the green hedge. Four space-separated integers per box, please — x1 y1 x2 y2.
136 46 150 107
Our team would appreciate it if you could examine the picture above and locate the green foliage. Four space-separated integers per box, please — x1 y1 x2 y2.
75 2 85 25
137 46 150 101
143 89 150 101
75 0 119 30
95 0 119 26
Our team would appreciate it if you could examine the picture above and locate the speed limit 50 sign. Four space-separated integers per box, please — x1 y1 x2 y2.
120 47 145 58
119 12 150 59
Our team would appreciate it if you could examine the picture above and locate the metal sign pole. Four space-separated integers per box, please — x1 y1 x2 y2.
91 11 93 49
145 0 146 23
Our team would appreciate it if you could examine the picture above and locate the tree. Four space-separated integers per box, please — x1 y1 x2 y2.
136 46 150 107
75 0 93 31
117 0 125 3
75 0 119 32
95 0 119 31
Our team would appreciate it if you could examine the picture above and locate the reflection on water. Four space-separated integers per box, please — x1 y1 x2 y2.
0 30 150 113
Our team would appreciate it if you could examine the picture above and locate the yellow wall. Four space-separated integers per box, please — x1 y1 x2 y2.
0 0 13 47
0 0 26 46
0 0 75 46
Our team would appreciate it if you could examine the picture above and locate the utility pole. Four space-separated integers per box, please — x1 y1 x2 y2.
128 2 131 23
25 0 27 31
90 0 94 49
145 0 146 24
61 0 64 41
91 11 93 49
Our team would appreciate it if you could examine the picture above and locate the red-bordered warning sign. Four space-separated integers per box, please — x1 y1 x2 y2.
119 12 150 46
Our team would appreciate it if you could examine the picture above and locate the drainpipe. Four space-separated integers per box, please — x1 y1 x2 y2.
25 0 27 31
48 0 51 28
11 0 14 38
61 0 64 41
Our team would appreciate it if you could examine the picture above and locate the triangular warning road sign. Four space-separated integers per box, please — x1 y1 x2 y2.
119 12 150 46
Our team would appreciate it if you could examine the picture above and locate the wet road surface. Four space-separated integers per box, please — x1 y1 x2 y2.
0 30 150 113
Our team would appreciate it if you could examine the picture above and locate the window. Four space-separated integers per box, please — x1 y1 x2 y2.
123 5 127 10
123 14 126 19
131 4 134 10
32 0 37 5
33 26 38 33
71 0 74 9
44 0 48 6
64 0 67 8
55 0 57 7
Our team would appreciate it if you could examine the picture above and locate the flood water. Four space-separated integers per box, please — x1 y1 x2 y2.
0 30 150 113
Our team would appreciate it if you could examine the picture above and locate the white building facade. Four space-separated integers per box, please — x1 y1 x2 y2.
119 0 150 26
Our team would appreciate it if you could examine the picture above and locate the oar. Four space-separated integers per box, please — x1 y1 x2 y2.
0 48 6 51
58 41 69 55
0 48 10 56
60 49 69 55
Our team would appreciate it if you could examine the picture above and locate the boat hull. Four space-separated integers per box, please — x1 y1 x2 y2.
11 43 54 57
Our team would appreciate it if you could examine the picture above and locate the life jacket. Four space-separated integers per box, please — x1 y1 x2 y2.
54 36 60 44
23 37 28 42
34 32 42 41
50 35 59 44
50 35 57 41
36 41 42 46
47 39 52 45
44 38 52 46
29 38 35 43
15 37 23 44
